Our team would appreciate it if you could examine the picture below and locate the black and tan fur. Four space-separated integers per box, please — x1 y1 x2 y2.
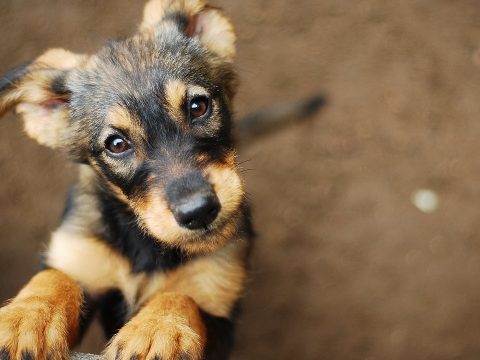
0 1 253 359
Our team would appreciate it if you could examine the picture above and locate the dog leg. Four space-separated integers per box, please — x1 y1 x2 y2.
0 269 83 360
104 292 206 360
199 311 234 360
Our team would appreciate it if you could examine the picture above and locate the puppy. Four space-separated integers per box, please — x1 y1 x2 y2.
0 1 253 359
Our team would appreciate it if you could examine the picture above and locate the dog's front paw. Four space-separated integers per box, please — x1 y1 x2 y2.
0 297 70 360
104 294 206 360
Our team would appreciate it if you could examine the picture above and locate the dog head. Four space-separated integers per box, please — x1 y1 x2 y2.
0 0 244 254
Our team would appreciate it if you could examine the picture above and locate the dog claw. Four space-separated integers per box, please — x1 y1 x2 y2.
0 349 10 360
21 351 34 360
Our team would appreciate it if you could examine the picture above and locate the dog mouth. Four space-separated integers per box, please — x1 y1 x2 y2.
183 213 228 238
178 209 241 250
139 197 241 254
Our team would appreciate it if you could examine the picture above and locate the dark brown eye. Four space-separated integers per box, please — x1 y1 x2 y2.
189 96 209 119
105 135 131 155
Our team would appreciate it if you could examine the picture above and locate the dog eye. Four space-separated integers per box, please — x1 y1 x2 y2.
189 96 210 120
105 135 131 155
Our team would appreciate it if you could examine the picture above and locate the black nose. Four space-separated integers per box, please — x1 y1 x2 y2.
166 172 221 230
173 193 220 230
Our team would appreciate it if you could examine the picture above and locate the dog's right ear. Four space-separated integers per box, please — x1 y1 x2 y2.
0 48 86 148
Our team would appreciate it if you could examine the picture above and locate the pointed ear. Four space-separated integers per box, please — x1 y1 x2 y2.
0 49 86 148
140 0 236 61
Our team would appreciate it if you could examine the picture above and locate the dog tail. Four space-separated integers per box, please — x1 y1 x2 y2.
236 95 326 144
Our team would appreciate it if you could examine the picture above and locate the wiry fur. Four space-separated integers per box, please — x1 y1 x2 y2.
0 1 253 360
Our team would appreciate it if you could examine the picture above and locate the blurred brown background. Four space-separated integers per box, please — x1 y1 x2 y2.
2 1 480 359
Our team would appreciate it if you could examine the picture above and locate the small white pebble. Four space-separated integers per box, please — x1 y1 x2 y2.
411 189 439 213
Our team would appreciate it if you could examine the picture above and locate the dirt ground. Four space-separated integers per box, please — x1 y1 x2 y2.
2 1 480 359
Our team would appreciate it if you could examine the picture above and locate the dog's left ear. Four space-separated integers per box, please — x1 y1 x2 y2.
140 0 236 61
0 49 86 148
